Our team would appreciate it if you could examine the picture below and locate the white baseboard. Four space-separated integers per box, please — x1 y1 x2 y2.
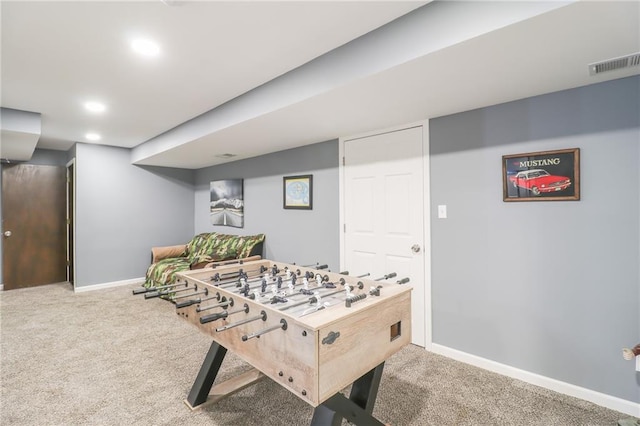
431 343 640 418
73 277 144 293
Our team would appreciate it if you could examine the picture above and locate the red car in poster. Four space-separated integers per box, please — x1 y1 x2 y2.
509 169 571 196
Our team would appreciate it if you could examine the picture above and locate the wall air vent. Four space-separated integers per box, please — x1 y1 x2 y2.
589 52 640 76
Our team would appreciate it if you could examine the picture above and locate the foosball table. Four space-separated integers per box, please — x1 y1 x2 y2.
135 258 412 425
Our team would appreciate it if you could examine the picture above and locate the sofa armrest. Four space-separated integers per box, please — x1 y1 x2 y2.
151 244 187 264
248 240 264 257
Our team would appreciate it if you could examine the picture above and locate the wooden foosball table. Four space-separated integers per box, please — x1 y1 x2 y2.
136 258 412 425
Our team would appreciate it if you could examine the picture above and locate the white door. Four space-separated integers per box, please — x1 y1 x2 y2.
341 125 427 347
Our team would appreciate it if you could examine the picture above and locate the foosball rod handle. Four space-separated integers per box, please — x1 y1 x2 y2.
345 293 367 308
144 292 162 299
397 277 410 285
200 311 228 324
175 299 200 309
374 272 397 281
298 262 328 270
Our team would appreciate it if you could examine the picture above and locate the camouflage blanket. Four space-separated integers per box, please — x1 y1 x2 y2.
144 232 265 291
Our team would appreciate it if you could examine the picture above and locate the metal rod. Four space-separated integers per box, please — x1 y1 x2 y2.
209 255 261 268
214 273 264 288
242 318 287 341
300 262 329 270
145 285 196 299
196 297 232 313
215 267 301 289
196 292 221 303
280 276 343 298
172 288 208 301
217 274 270 290
235 274 294 294
156 285 197 296
200 303 249 324
233 268 318 296
271 279 348 306
215 311 267 332
132 281 188 295
374 272 396 281
278 287 347 311
264 272 332 296
210 266 268 283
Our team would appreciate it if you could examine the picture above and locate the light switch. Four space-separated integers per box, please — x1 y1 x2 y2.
438 205 447 219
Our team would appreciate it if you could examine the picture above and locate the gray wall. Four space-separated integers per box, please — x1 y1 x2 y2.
74 143 195 287
24 149 68 166
2 78 637 407
430 76 640 402
194 140 340 271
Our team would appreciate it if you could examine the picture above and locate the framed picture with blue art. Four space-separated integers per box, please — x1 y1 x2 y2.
283 174 312 210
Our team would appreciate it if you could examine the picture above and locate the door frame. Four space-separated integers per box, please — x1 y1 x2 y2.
339 119 432 350
66 158 76 290
0 161 3 290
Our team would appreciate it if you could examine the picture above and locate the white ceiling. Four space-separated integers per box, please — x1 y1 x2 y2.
2 1 639 169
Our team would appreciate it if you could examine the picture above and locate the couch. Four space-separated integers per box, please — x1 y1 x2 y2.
144 232 265 290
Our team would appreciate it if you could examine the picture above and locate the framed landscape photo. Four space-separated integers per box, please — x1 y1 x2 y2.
502 148 580 202
283 174 312 210
210 179 244 227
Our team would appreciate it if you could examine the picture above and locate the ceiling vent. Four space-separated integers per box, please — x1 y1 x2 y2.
589 52 640 76
215 153 236 159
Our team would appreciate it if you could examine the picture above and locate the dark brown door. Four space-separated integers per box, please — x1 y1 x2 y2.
2 164 67 290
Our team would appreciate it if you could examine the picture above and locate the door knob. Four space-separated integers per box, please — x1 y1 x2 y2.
411 244 421 253
3 231 11 237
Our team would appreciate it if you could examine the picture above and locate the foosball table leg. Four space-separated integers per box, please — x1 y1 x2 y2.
185 341 228 408
310 362 385 426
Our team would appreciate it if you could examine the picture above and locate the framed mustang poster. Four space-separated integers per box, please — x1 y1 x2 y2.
502 148 580 202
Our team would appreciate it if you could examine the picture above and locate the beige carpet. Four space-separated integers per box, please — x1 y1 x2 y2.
0 282 630 425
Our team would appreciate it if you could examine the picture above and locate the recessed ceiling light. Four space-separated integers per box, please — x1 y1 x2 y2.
85 133 101 141
84 101 106 113
131 38 160 56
